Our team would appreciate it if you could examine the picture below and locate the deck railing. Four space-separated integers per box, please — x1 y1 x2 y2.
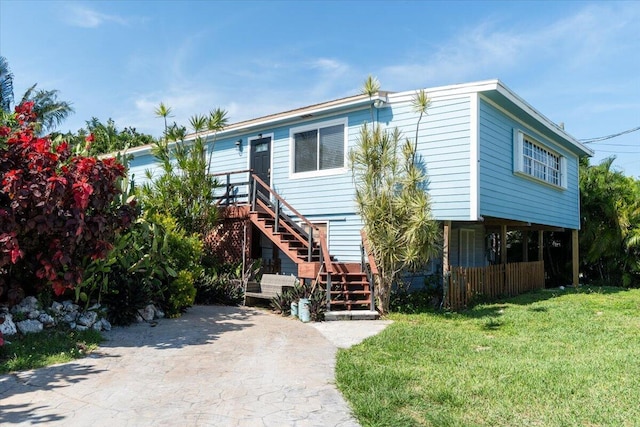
445 261 544 310
211 169 334 305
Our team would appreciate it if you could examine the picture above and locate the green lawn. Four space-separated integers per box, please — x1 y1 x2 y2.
0 328 102 374
336 287 640 427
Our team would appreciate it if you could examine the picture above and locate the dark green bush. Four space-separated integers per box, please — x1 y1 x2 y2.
81 211 203 323
390 276 443 314
194 269 244 306
165 270 197 317
143 212 202 316
271 281 326 321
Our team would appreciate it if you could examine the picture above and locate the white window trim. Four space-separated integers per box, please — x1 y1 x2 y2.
513 130 567 189
289 118 348 179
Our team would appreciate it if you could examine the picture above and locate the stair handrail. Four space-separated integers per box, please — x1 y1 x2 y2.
251 173 333 270
251 173 315 230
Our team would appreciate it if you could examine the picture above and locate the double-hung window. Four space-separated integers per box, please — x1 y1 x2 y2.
514 130 566 188
291 119 346 177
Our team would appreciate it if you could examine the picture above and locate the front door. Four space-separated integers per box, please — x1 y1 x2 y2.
250 136 271 200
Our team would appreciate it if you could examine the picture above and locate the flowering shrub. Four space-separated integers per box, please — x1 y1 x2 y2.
0 102 136 303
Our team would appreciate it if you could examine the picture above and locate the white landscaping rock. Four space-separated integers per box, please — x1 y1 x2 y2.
51 301 64 314
0 313 18 336
62 300 80 312
62 313 77 323
17 319 44 334
142 304 155 322
12 296 39 314
38 313 56 326
77 311 98 327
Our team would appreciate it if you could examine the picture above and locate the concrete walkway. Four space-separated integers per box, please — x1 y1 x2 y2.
0 305 391 426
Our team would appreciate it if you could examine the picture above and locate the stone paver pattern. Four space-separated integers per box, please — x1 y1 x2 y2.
0 305 391 426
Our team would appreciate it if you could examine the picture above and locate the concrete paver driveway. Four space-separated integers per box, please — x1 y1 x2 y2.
0 306 390 426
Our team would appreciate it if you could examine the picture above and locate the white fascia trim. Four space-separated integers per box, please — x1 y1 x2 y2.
114 96 383 158
494 81 593 156
469 93 479 221
388 79 502 103
482 94 579 165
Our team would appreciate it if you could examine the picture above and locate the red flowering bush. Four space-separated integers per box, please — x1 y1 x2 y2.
0 103 136 303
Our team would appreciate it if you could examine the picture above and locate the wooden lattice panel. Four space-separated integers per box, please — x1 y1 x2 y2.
204 218 251 264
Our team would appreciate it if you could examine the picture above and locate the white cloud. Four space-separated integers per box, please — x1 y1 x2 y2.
64 5 128 28
379 3 640 91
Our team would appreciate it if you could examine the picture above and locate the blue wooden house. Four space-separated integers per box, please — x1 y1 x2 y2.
125 80 592 311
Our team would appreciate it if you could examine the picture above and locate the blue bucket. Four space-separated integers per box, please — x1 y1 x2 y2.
290 301 298 318
298 298 311 323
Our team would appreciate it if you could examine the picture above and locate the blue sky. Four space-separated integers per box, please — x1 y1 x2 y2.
1 1 638 177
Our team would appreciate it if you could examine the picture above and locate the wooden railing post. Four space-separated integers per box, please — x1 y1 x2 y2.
307 231 313 262
274 200 280 233
251 176 257 211
320 247 329 310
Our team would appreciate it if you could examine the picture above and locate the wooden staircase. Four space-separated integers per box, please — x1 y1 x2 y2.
214 170 374 311
321 263 372 310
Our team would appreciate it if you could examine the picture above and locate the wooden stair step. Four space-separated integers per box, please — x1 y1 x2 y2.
330 300 371 306
331 290 370 295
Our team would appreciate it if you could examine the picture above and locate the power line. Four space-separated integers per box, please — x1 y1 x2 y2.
594 149 639 154
580 126 640 144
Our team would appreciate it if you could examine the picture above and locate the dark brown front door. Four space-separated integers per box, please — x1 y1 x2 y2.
250 136 271 199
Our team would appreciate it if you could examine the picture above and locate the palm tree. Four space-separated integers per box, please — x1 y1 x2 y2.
350 122 440 314
20 84 74 134
1 56 73 134
361 75 380 123
0 56 14 112
579 157 640 286
154 102 173 139
411 89 430 161
204 108 228 175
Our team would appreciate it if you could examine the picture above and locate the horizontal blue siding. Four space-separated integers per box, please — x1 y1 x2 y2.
384 97 472 220
478 99 580 229
128 153 159 188
270 110 369 218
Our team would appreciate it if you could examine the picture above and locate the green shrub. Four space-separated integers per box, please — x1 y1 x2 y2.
102 270 153 326
165 270 197 317
194 269 244 305
83 218 162 325
144 212 202 316
390 276 443 314
82 211 203 323
149 212 203 274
